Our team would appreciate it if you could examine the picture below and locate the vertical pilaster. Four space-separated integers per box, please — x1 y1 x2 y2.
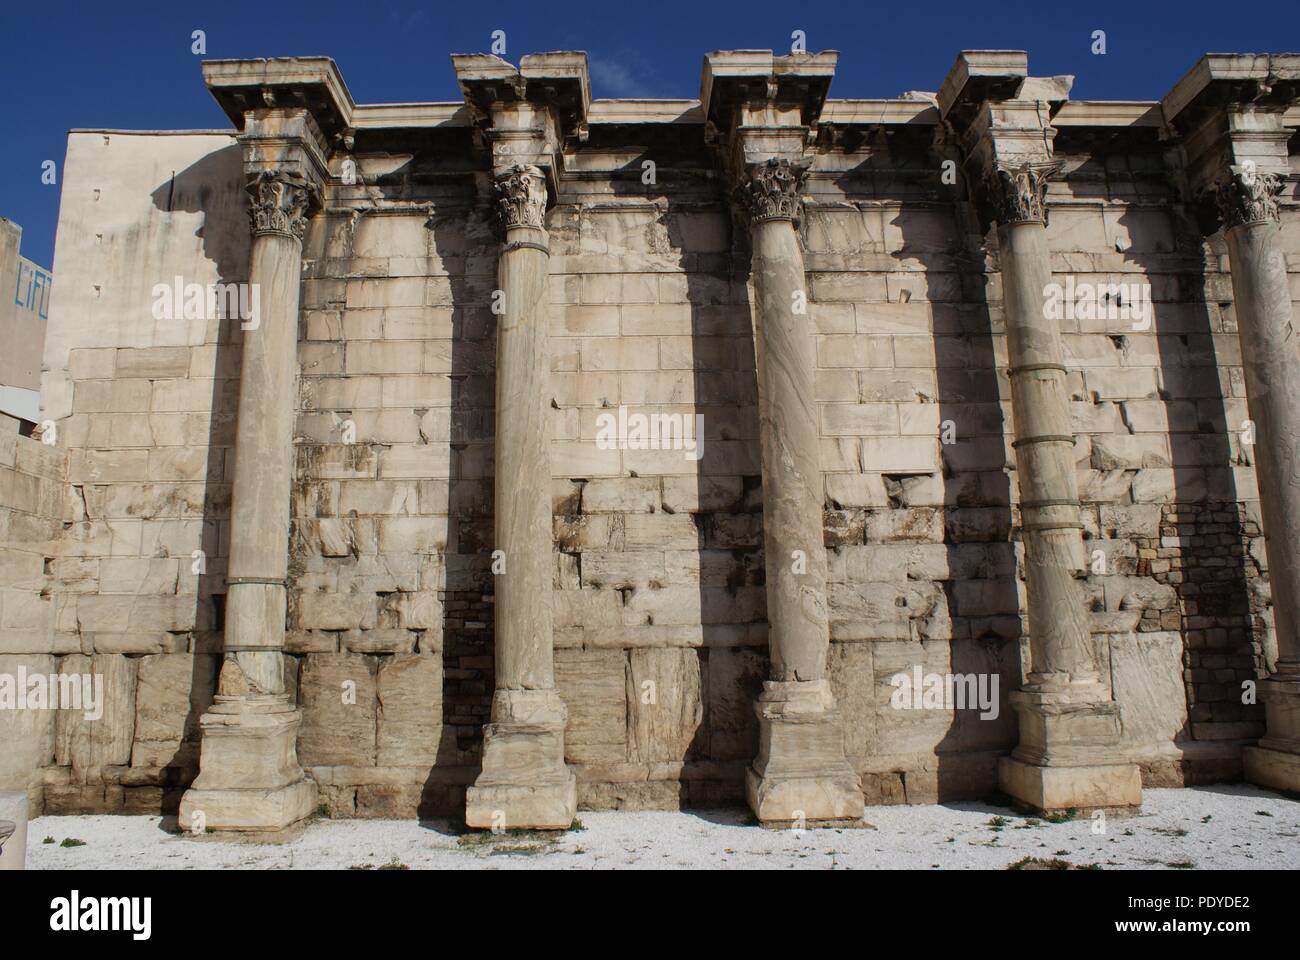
1220 169 1300 790
703 52 863 824
988 167 1142 811
180 111 325 832
453 54 589 830
1162 56 1300 792
941 52 1141 812
464 161 576 830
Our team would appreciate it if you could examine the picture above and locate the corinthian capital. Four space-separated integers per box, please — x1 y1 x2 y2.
741 158 809 223
246 170 320 240
986 162 1058 225
495 164 549 229
1216 166 1284 228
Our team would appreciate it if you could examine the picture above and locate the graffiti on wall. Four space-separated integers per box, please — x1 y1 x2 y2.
13 259 51 321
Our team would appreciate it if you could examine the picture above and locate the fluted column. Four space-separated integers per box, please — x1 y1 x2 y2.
1221 168 1300 792
464 163 576 830
989 164 1142 812
741 159 863 824
179 162 320 832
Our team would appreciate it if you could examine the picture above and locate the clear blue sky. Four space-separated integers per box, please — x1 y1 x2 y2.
3 0 1296 268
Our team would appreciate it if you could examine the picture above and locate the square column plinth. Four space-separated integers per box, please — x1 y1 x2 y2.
1244 677 1300 794
178 697 317 832
465 690 577 831
746 680 864 824
999 690 1142 813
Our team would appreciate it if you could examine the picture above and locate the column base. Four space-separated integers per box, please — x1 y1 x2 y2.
746 680 864 824
178 695 317 833
465 689 577 831
1243 745 1300 794
999 756 1142 813
1000 688 1141 813
1244 675 1300 795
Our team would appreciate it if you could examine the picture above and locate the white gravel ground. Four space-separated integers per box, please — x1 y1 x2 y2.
21 785 1299 870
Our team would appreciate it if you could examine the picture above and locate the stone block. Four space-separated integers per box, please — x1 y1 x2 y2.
627 648 705 762
130 653 217 768
582 477 659 513
376 655 443 767
296 591 378 631
705 646 766 761
298 653 377 766
556 649 628 764
54 653 138 777
0 654 56 789
828 642 876 761
1109 631 1189 752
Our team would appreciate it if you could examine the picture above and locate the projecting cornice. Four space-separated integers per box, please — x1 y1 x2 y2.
451 52 591 146
195 51 1300 151
700 48 838 194
700 50 838 129
203 57 355 143
1161 53 1300 225
1162 53 1300 132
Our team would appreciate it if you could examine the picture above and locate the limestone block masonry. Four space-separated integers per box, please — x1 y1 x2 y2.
11 48 1300 829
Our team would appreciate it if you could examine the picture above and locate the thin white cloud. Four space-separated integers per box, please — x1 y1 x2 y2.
589 55 660 98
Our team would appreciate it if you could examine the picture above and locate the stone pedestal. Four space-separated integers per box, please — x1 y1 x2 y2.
746 681 863 823
180 143 322 832
465 163 575 830
1221 174 1300 793
179 696 317 831
0 791 27 871
988 170 1141 812
740 159 863 824
1000 690 1142 811
465 690 577 830
1245 678 1300 793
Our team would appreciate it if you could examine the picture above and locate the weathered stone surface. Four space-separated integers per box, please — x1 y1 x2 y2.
298 653 377 766
25 49 1293 823
706 646 766 761
556 648 628 763
376 654 442 767
1108 631 1189 752
131 653 218 768
0 654 56 790
55 653 138 777
627 648 704 763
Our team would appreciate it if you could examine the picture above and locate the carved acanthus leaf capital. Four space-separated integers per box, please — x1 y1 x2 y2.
1216 166 1284 228
740 157 809 223
246 169 320 240
985 162 1058 225
495 164 549 229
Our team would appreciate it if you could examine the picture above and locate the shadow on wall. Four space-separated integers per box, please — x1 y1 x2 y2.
1116 200 1262 781
884 154 1022 804
665 184 764 806
145 143 248 812
428 195 500 816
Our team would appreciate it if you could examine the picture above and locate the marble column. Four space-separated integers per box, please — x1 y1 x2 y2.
741 158 863 824
465 164 577 830
179 167 320 832
1218 168 1300 792
990 164 1142 812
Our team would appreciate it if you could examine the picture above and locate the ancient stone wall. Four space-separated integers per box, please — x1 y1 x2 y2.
22 63 1297 818
0 413 64 804
32 132 242 813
